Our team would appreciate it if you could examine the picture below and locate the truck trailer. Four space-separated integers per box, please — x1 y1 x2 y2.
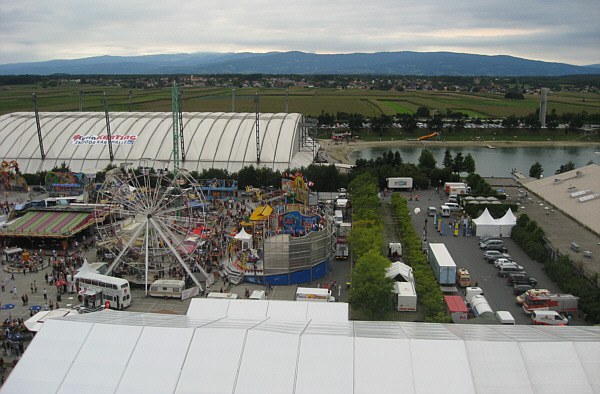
443 182 471 195
296 287 334 302
335 222 351 259
522 293 578 314
387 177 413 190
428 243 457 285
444 295 468 323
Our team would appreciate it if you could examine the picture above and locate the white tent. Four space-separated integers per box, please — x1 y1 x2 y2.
386 261 413 282
234 228 253 249
5 306 599 393
472 208 500 237
497 208 518 237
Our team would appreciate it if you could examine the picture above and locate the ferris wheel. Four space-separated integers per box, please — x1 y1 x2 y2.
95 164 209 292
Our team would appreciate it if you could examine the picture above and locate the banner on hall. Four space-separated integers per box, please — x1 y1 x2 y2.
71 134 137 145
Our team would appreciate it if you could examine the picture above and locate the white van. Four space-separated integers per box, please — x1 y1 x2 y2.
531 310 568 325
440 205 450 217
496 311 515 325
334 210 343 226
465 287 484 306
427 207 437 217
148 279 186 299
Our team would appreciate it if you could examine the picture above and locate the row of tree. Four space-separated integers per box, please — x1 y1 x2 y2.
346 173 394 319
314 107 599 133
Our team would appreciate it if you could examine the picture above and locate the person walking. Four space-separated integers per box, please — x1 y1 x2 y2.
43 288 47 300
1 280 4 292
12 287 17 299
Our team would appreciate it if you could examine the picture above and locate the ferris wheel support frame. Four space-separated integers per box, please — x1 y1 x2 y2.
149 217 204 289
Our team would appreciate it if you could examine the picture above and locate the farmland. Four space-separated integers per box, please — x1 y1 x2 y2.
1 83 599 118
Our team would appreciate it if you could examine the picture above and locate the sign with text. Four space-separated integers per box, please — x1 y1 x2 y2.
71 134 137 145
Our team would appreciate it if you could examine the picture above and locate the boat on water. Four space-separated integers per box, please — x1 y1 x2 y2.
486 145 496 149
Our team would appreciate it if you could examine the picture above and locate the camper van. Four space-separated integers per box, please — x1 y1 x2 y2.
149 279 186 299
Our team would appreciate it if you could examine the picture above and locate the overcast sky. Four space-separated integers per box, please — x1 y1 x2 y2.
1 0 599 66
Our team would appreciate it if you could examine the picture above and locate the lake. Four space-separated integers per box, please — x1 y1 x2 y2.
348 145 600 177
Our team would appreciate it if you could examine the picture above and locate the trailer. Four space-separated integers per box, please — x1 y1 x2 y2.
296 287 334 302
444 182 470 195
522 293 578 314
387 177 413 190
335 222 351 259
428 243 457 285
444 295 468 323
470 295 493 317
394 281 417 311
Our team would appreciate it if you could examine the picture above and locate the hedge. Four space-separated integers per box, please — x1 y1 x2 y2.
391 194 450 323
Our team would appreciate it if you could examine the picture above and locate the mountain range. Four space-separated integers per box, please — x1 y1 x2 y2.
1 51 599 76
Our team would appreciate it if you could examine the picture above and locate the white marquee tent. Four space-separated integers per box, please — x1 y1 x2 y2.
497 208 518 237
472 208 499 237
4 301 599 393
472 208 518 237
0 112 317 173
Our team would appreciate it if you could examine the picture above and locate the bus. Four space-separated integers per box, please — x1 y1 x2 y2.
74 272 131 310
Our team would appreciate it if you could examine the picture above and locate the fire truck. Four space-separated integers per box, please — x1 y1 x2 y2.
522 293 578 314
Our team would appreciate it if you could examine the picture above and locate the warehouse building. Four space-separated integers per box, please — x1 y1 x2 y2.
0 112 318 173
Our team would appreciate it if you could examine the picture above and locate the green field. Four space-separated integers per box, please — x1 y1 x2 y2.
1 83 599 118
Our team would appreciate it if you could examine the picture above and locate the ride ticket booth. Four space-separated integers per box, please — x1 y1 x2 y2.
78 288 103 308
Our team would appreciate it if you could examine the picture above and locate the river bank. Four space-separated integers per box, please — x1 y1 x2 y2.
320 139 599 165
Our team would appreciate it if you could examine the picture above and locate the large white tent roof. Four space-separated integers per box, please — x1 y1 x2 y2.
4 302 599 393
0 112 317 173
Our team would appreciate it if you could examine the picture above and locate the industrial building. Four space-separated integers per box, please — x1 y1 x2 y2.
0 112 318 174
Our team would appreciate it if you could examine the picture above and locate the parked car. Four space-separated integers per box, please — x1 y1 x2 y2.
497 263 524 277
479 239 507 252
513 284 534 295
507 273 537 287
480 235 502 244
494 258 515 268
516 289 551 304
483 250 509 260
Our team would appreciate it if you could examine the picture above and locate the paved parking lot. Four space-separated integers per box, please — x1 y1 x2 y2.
398 186 590 326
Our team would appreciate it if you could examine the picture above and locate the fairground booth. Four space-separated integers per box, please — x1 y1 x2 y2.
226 173 336 286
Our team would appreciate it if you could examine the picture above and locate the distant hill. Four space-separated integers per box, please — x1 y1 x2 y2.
1 51 599 76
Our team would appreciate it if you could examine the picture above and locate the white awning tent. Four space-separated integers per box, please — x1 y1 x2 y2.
5 305 599 393
386 261 413 282
472 208 518 237
472 208 499 237
234 228 253 249
497 208 518 237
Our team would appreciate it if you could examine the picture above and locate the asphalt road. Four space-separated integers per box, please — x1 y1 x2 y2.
396 186 589 326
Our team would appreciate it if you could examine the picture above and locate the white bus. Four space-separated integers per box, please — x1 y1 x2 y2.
75 272 131 310
149 279 186 299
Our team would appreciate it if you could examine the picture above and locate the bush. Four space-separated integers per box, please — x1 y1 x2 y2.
391 194 450 323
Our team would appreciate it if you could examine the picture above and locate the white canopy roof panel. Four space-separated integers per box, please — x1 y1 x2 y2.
0 112 317 173
4 303 600 393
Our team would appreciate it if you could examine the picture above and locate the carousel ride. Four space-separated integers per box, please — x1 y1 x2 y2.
94 164 209 293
